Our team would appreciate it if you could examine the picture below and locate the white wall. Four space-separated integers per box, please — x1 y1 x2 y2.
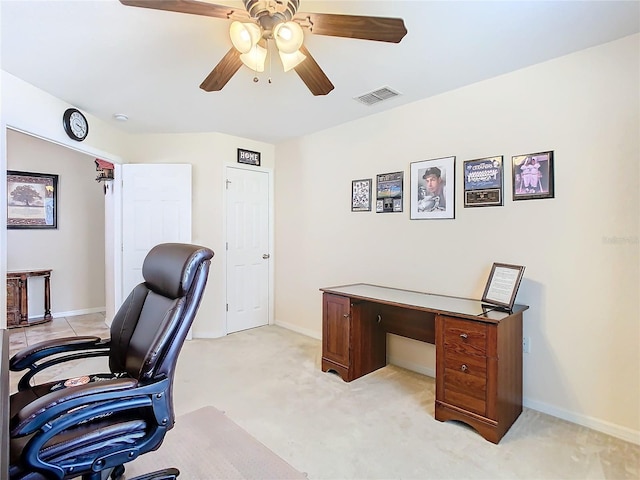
274 34 640 443
6 129 105 316
1 71 129 328
0 73 274 337
124 133 275 338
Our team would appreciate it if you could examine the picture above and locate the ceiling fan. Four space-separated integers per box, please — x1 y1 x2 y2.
119 0 407 96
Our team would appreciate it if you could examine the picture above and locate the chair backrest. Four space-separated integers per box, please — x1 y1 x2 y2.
108 243 214 385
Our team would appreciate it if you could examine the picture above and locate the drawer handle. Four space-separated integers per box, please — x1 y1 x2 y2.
377 314 382 324
461 364 468 372
459 333 468 339
343 314 349 318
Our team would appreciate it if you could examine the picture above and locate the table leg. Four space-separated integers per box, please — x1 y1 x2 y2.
19 275 28 324
44 274 52 320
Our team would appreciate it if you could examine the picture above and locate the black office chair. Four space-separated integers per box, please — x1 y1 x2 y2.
8 243 214 480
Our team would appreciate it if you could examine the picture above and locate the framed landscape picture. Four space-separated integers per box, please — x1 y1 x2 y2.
7 170 58 229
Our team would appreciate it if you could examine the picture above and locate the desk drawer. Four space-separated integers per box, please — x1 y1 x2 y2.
439 315 488 415
443 317 487 356
442 374 487 415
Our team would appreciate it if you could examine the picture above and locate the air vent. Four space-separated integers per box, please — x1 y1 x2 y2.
354 86 401 106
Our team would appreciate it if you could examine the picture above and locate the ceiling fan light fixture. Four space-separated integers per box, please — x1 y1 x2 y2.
240 44 267 72
230 21 261 54
273 21 304 54
279 49 307 72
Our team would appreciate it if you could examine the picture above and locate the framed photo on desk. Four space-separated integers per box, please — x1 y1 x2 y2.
482 263 525 310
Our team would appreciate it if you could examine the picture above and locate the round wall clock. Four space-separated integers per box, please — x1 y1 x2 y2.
62 108 89 142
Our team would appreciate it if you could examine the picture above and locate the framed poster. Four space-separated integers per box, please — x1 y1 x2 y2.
512 151 554 200
481 263 525 310
7 171 58 229
410 156 455 219
463 156 503 207
376 172 403 213
351 178 372 212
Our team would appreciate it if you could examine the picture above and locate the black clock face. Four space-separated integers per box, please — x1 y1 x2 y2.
63 108 88 141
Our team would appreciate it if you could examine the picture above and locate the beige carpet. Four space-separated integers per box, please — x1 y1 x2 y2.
123 406 308 479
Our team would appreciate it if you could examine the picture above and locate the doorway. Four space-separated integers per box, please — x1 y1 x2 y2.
225 166 271 333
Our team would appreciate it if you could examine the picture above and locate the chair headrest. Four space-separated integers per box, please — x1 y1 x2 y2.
142 243 214 299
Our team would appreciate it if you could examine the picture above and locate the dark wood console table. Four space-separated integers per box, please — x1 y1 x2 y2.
320 283 529 443
7 269 53 328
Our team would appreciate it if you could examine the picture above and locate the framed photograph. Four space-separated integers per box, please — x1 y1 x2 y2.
7 171 58 229
481 263 526 310
351 178 372 212
512 151 554 200
376 172 403 213
410 156 455 219
463 156 503 207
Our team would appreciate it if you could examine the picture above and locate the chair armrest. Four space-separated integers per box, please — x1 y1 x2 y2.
10 336 112 391
11 376 139 436
10 336 108 370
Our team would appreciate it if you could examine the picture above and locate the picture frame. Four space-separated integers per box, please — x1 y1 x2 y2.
376 172 403 213
463 156 503 207
7 170 58 229
410 156 455 219
481 263 526 311
512 151 554 200
237 148 261 166
351 178 372 212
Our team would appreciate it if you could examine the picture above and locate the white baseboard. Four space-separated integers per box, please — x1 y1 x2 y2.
191 329 226 339
387 355 436 379
34 307 106 320
274 320 321 340
523 398 640 445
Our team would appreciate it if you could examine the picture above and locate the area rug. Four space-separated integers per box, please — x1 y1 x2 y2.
123 406 308 479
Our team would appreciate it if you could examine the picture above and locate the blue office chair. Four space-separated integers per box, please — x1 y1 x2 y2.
8 243 214 480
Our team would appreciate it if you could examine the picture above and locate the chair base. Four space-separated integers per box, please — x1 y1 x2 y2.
104 466 179 480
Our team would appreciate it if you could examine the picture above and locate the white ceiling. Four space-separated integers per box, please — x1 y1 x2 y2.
2 1 639 144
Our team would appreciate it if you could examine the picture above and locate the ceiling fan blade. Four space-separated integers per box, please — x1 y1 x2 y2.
119 0 245 20
294 45 334 96
294 12 407 43
200 47 243 92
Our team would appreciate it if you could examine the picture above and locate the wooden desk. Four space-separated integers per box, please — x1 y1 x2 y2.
7 269 52 328
320 283 528 443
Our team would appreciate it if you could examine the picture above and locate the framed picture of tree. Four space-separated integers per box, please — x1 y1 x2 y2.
7 171 58 229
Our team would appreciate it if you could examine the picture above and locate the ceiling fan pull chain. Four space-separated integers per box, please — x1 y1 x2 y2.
268 39 273 84
252 44 260 83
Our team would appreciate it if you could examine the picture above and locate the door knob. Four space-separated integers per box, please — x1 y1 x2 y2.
262 254 270 259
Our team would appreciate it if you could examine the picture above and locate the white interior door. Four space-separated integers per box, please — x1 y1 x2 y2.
226 166 270 333
121 164 191 299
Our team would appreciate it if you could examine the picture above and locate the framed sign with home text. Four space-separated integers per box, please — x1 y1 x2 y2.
237 148 261 166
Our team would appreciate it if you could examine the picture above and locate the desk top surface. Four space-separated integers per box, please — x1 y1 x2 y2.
7 269 52 277
320 283 528 322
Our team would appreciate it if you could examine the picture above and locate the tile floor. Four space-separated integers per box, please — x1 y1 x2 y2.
8 312 110 393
